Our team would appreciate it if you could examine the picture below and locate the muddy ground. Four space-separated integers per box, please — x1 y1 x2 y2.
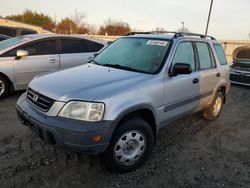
0 85 249 188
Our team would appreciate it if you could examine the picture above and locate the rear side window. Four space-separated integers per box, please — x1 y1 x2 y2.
85 40 104 52
213 44 227 65
19 39 57 56
172 42 196 71
61 39 88 54
196 42 216 70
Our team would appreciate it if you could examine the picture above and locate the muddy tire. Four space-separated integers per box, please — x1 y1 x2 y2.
0 75 10 99
203 91 224 121
103 117 154 172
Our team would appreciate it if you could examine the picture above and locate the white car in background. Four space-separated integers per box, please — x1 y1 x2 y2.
0 34 107 98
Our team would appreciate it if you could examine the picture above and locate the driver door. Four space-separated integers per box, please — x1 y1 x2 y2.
162 41 201 124
13 39 59 89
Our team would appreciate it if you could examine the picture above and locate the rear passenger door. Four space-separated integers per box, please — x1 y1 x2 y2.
195 42 221 106
59 38 95 69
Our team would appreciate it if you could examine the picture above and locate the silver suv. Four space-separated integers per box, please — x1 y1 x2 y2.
16 32 230 171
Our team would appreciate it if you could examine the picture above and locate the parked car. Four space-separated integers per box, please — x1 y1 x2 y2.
230 46 250 86
0 34 107 98
16 32 230 171
0 26 37 37
0 34 11 41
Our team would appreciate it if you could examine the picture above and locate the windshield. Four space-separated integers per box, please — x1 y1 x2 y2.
238 60 250 65
0 36 32 51
94 37 170 74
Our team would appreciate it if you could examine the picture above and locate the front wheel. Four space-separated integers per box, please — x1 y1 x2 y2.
103 117 154 172
0 75 10 99
203 91 224 121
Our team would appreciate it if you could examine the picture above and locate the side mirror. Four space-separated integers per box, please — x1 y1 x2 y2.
170 63 192 77
16 50 29 60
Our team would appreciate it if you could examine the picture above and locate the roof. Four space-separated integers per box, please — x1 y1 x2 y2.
21 33 104 40
124 34 174 40
123 31 217 41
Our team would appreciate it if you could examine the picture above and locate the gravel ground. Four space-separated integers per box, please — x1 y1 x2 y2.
0 85 249 188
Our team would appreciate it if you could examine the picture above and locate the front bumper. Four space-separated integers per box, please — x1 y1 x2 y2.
16 94 113 154
230 71 250 86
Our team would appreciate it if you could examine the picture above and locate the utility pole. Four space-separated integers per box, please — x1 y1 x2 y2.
181 22 185 32
205 0 214 36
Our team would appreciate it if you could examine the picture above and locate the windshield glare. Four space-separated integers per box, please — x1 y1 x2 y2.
94 38 170 74
0 36 31 51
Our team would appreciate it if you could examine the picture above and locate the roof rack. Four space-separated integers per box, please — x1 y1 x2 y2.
125 31 216 40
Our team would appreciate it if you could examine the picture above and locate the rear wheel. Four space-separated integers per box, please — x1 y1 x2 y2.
203 91 224 121
103 117 154 172
0 75 10 99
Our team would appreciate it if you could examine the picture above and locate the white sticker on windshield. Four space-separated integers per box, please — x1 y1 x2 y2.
147 40 168 46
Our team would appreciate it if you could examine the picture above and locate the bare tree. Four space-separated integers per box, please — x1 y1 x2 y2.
70 9 87 33
154 27 166 32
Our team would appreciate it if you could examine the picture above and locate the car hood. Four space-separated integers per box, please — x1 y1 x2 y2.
29 63 151 102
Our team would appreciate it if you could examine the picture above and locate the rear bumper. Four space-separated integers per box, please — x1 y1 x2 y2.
16 94 113 154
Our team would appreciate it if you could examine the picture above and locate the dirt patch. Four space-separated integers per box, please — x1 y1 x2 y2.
0 85 250 188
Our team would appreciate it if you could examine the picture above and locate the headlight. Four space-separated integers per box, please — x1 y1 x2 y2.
58 101 105 122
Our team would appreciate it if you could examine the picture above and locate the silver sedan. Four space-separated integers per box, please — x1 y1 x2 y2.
0 34 107 98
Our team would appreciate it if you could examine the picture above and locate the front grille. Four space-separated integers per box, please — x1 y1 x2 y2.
230 74 250 85
27 88 54 111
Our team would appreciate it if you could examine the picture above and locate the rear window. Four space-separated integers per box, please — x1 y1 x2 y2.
213 44 227 65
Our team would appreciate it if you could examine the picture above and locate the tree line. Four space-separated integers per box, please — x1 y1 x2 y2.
3 9 132 35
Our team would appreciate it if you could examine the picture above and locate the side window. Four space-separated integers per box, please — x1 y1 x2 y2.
172 42 196 71
85 40 104 52
213 44 227 65
21 30 37 35
1 39 57 57
20 40 57 56
61 39 88 54
196 42 216 70
0 28 16 37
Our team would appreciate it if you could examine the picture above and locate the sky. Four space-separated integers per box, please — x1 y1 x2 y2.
1 0 250 39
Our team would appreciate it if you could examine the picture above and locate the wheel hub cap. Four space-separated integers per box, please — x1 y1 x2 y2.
0 80 5 96
114 131 145 166
213 96 222 116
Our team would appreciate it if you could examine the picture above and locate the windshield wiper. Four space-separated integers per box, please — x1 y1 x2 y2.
91 60 101 65
101 64 148 73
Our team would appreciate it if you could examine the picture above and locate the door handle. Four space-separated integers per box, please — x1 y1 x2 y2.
192 78 199 84
216 72 221 77
49 59 58 63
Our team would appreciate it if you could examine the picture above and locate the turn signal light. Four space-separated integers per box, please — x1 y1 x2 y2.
92 135 102 143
